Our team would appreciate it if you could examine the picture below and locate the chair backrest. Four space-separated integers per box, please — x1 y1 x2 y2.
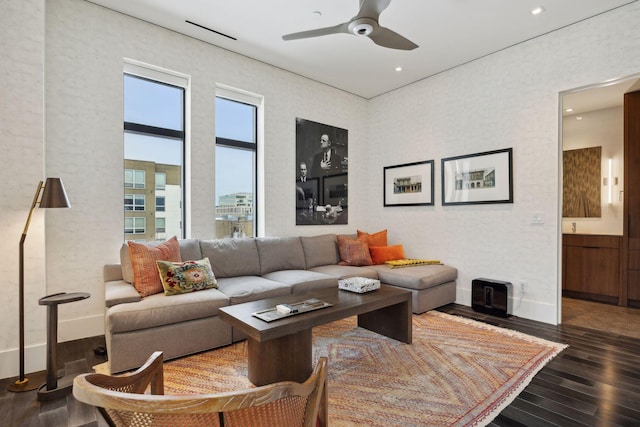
73 351 328 427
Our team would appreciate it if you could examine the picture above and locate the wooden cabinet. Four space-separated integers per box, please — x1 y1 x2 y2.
563 234 621 304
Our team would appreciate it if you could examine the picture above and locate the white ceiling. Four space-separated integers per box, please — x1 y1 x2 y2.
87 0 635 99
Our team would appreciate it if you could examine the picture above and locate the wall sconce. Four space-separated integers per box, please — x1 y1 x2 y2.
603 158 618 204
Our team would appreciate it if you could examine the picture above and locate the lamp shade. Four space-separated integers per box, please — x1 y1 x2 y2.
39 178 70 209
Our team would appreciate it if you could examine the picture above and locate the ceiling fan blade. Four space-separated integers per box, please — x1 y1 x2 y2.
356 0 391 20
282 23 350 41
368 26 418 50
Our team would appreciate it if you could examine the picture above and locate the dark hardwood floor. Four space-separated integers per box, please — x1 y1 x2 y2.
1 304 639 426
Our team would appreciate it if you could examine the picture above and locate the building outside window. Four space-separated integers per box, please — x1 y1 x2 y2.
123 64 186 242
215 91 260 238
125 194 145 211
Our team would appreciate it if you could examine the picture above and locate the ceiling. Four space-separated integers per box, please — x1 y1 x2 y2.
87 0 636 99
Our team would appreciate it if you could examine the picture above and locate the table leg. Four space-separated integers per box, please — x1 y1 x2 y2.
247 329 312 386
358 299 412 343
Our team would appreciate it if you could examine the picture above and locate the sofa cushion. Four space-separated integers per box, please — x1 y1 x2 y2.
215 276 291 305
107 288 230 334
300 234 340 269
263 270 337 294
337 235 373 266
357 229 388 246
368 264 458 290
369 245 406 265
256 237 306 275
179 238 203 261
120 238 200 285
104 281 142 308
157 258 218 296
128 236 182 297
200 238 261 278
310 264 378 280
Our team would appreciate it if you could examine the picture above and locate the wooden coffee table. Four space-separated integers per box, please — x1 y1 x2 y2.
218 285 412 386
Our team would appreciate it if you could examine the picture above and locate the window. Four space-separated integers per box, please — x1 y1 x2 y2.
155 217 166 233
124 63 187 242
124 169 145 189
215 90 260 238
155 172 166 190
156 196 165 212
125 194 145 211
125 217 146 234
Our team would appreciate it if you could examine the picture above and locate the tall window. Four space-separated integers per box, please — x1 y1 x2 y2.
123 65 186 242
215 91 259 238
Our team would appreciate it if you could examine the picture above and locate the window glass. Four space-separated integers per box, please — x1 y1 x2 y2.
215 97 256 143
124 71 184 241
124 74 183 130
215 95 258 238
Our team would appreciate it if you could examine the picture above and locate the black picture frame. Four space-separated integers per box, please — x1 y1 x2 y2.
383 160 434 207
441 148 513 205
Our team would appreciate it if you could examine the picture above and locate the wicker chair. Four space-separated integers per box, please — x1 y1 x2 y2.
73 351 328 427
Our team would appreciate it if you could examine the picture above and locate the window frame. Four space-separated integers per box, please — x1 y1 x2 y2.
215 86 262 237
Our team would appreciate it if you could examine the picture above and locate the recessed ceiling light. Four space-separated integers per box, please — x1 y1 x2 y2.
395 66 403 72
565 107 573 113
531 6 545 15
576 116 583 120
312 11 322 17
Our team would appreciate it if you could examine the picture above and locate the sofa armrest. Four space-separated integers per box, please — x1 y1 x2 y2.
104 263 124 282
105 280 142 308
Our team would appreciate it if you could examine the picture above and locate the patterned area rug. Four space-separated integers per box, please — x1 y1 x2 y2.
108 312 567 426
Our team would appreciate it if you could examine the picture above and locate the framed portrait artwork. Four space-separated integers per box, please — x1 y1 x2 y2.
295 118 348 225
441 148 513 205
383 160 434 206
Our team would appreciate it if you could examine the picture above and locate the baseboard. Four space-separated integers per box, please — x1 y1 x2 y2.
0 314 104 380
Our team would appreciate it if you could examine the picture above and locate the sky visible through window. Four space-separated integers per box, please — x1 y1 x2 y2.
124 76 255 207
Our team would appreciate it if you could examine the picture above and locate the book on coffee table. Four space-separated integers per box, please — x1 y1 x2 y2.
252 298 332 322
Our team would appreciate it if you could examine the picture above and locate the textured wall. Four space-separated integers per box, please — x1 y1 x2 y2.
0 0 48 379
2 0 640 378
367 1 640 323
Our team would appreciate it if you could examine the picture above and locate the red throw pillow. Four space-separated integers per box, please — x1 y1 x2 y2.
357 229 388 247
337 235 373 266
128 236 182 297
369 245 406 265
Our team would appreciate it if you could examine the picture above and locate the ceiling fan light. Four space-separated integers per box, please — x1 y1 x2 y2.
352 23 373 36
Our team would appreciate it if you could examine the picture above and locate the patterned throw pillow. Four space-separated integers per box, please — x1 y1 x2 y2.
357 229 388 247
156 258 218 296
369 244 406 265
337 235 373 266
128 236 182 297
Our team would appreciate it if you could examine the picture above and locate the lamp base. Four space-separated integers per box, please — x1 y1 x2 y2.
7 370 47 392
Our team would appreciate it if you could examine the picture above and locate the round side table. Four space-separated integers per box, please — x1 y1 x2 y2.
37 291 90 401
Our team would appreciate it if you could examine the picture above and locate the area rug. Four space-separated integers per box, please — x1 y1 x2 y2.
104 312 567 426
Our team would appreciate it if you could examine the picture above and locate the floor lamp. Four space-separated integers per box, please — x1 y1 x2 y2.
7 178 70 393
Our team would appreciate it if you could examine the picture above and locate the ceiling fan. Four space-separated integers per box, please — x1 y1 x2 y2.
282 0 418 51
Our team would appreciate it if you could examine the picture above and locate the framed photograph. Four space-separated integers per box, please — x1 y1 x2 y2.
441 148 513 205
383 160 434 206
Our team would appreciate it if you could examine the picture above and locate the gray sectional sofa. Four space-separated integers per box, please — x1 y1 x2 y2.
103 234 457 373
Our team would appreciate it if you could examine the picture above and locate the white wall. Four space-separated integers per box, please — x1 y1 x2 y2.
0 0 48 381
562 107 624 235
2 0 640 379
0 0 367 379
367 2 640 325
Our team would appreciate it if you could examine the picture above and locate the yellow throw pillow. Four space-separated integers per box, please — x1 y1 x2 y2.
128 236 182 297
385 259 442 268
156 258 218 296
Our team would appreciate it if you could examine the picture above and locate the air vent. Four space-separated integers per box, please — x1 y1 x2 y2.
186 20 236 41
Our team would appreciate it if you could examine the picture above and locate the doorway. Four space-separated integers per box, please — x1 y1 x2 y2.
559 73 640 335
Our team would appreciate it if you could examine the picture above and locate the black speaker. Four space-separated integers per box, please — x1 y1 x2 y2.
472 278 512 317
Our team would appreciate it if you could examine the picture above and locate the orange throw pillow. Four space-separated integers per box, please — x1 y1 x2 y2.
369 245 406 265
337 235 373 266
357 229 388 247
128 236 182 297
